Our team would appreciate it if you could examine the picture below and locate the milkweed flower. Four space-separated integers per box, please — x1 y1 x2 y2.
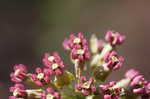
63 32 91 62
130 75 149 95
104 51 124 70
100 81 125 99
10 64 28 83
115 69 150 98
41 88 61 99
63 32 87 50
105 30 125 46
75 76 96 96
43 52 65 76
9 31 150 99
125 69 150 95
9 84 27 99
10 84 45 99
63 33 91 78
31 67 51 87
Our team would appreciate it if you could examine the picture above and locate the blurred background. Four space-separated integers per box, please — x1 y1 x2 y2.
0 0 150 98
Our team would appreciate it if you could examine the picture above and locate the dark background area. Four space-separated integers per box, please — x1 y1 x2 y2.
0 0 150 98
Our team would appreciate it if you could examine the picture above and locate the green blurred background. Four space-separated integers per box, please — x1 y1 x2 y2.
0 0 150 98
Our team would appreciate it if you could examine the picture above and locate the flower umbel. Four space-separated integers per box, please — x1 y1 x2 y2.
9 31 150 99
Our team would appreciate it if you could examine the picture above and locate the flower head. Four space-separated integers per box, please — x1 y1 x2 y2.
43 52 65 76
63 33 91 62
105 30 125 46
10 64 28 83
63 32 87 50
31 67 51 87
104 51 124 70
100 81 124 99
41 88 61 99
75 76 96 96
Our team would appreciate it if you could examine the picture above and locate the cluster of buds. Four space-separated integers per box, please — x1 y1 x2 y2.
9 31 150 99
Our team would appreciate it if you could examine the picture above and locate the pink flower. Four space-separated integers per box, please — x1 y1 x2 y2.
43 52 65 76
126 70 150 96
130 75 150 95
145 83 150 95
105 30 125 46
125 69 139 79
71 46 91 62
130 75 145 87
10 64 28 83
63 33 91 62
9 84 27 98
41 88 61 99
104 51 124 70
63 32 87 50
31 67 51 87
75 76 96 96
100 81 124 99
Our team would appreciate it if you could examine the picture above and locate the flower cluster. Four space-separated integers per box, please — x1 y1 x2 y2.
30 67 51 87
63 32 91 62
43 52 65 76
75 76 96 96
105 30 126 46
128 70 150 96
104 51 124 70
9 31 150 99
100 81 125 99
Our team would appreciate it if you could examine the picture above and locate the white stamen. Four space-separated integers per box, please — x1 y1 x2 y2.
73 38 81 44
52 63 59 70
77 49 85 55
37 73 44 80
82 82 91 89
46 94 55 99
14 69 21 76
111 56 118 62
48 56 55 62
13 89 19 96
